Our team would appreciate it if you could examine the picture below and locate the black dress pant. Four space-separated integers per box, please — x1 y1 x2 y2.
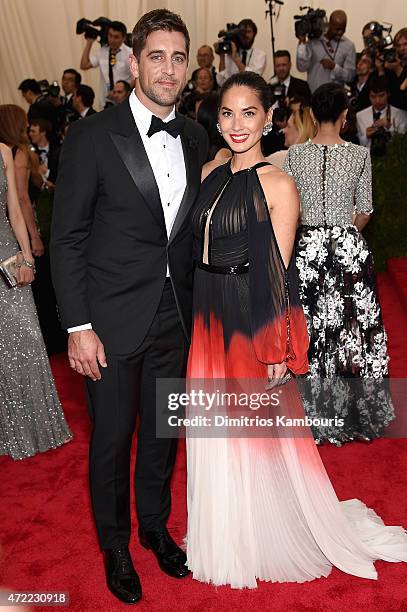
86 280 187 550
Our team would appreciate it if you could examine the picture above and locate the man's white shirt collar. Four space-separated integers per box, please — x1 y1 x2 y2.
129 90 176 134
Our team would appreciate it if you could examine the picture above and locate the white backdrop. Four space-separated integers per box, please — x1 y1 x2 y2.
1 0 405 109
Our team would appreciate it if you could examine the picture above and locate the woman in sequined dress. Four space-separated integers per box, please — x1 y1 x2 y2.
283 83 394 445
186 72 407 589
0 142 72 459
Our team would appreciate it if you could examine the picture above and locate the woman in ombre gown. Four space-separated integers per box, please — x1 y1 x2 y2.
185 72 407 589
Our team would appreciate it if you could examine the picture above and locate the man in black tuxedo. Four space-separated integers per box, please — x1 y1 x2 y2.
59 68 81 124
270 50 311 106
72 85 97 119
51 9 208 605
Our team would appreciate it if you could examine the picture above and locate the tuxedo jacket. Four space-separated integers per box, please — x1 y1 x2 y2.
51 99 208 355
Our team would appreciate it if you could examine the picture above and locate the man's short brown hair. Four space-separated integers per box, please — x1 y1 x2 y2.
132 9 190 60
394 28 407 44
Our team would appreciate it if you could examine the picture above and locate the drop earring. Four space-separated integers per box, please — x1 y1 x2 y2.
262 123 273 136
216 122 222 135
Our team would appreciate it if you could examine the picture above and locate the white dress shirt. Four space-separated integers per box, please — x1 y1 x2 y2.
68 91 187 333
90 43 132 108
216 47 267 87
356 104 407 148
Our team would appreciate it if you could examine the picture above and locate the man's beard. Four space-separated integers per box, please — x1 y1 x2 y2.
139 74 182 107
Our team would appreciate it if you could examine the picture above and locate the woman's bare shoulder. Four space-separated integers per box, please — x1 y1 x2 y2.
257 163 297 190
0 142 12 165
257 163 299 212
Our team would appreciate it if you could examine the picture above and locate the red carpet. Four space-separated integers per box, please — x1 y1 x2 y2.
1 262 407 611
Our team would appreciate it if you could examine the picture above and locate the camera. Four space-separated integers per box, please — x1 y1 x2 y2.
294 7 326 40
76 17 114 46
370 127 392 157
38 79 60 99
364 22 396 63
215 23 241 55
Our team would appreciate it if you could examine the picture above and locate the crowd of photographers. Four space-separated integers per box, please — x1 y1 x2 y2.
2 10 406 355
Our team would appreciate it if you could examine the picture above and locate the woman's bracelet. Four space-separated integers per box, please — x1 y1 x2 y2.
18 259 36 272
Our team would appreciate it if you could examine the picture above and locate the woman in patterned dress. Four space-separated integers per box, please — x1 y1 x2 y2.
283 83 394 445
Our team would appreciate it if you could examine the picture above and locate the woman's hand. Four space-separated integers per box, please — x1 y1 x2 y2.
31 235 44 257
16 263 35 287
267 362 288 388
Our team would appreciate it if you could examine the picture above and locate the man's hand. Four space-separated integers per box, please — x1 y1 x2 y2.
68 329 107 381
374 117 391 129
230 41 239 60
297 34 307 44
31 235 44 257
320 58 335 70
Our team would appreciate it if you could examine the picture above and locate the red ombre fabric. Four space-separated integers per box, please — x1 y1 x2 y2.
185 160 407 589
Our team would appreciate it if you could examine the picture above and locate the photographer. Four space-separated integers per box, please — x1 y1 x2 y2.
72 85 97 119
356 76 407 153
350 53 375 112
18 78 58 135
191 45 218 88
215 19 266 87
111 80 132 104
296 10 356 93
269 50 311 107
59 68 81 124
386 28 407 110
80 20 132 108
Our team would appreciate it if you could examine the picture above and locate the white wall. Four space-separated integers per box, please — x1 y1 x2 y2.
1 0 405 108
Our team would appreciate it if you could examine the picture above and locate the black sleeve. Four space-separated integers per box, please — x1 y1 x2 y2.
50 120 98 328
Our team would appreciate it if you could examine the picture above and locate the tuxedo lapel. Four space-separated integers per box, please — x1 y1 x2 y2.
168 117 200 245
109 101 165 228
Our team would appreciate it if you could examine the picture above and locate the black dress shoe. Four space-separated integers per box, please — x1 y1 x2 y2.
139 527 190 578
105 547 142 604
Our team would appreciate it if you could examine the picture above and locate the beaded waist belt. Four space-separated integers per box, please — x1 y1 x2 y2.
196 262 249 275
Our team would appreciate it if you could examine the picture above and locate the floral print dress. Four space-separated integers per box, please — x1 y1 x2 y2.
284 140 394 445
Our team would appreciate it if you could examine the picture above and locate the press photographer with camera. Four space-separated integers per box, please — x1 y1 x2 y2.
349 53 375 112
79 19 132 108
214 19 266 87
59 69 81 124
18 78 58 136
387 28 407 110
296 9 356 93
356 76 407 154
269 50 311 107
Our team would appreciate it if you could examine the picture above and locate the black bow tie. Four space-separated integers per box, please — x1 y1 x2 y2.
147 115 184 138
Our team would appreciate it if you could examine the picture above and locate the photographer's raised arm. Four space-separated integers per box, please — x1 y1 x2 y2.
80 37 96 70
296 37 312 72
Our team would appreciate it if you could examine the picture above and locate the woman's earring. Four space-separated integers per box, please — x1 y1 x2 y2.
262 123 273 136
216 122 222 135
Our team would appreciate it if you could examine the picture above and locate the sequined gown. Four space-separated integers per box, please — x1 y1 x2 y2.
185 160 407 588
0 152 72 460
284 140 394 444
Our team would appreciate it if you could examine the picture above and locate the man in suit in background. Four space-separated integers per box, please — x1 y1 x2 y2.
59 68 81 124
72 84 97 119
51 8 208 605
270 50 311 107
